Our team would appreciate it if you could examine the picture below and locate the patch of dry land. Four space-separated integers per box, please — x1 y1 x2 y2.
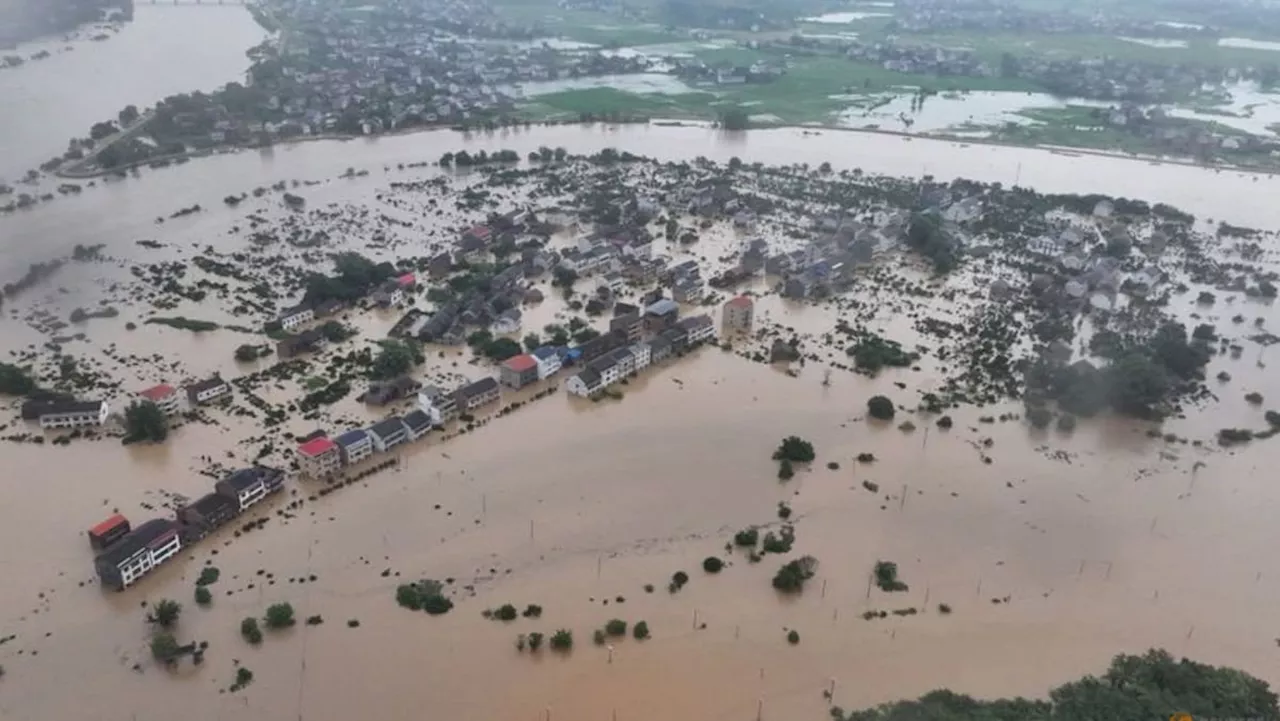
1 132 1280 721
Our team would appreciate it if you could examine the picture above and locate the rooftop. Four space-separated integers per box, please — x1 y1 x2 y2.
39 400 104 416
402 409 432 430
298 436 337 457
138 384 175 401
531 346 559 361
504 354 537 373
457 376 499 398
185 492 237 517
89 513 128 538
95 518 178 567
726 295 753 309
369 417 406 438
335 429 370 447
645 298 679 316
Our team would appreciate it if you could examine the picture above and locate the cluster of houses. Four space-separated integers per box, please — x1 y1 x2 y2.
20 376 232 430
89 466 285 590
293 375 502 478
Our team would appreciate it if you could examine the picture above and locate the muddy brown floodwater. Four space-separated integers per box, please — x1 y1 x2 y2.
1 120 1280 721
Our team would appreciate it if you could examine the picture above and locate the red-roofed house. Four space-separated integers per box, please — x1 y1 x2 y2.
297 436 340 478
88 513 131 551
138 383 181 415
500 354 539 390
396 272 416 288
722 295 754 333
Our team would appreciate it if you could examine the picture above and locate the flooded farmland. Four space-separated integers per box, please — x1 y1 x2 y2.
2 8 1280 721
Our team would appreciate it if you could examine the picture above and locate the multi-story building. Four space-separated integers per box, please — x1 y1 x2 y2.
454 377 500 412
722 295 754 333
297 436 341 477
87 514 131 551
417 386 459 425
500 354 540 389
531 346 562 380
277 304 315 331
177 492 239 537
566 368 603 397
216 467 284 512
644 299 679 331
186 376 232 405
609 311 644 343
609 347 636 378
335 429 373 465
38 400 108 429
401 409 433 441
629 342 652 373
368 417 409 452
679 314 716 344
588 355 621 388
94 519 183 591
138 384 182 415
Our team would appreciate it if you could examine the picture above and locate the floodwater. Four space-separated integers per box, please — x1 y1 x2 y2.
510 73 697 98
800 12 892 24
0 4 267 181
4 7 1280 721
1218 37 1280 52
1169 82 1280 136
834 90 1106 133
1118 36 1189 49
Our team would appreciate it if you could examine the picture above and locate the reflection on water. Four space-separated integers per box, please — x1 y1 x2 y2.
510 72 697 97
1118 36 1189 49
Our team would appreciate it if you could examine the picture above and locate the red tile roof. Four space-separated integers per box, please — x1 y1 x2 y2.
467 225 492 239
504 354 537 373
138 383 176 401
298 437 337 457
89 513 128 538
396 272 416 287
726 295 753 309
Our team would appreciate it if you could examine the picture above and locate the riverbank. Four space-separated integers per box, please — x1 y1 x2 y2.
48 113 1280 184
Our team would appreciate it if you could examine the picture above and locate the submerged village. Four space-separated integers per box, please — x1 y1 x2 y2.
0 135 1279 698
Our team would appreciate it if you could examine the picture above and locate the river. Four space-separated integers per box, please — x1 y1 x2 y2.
0 4 267 182
2 7 1280 721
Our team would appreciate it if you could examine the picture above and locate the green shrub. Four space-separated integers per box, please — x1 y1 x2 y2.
396 584 423 610
867 396 895 420
550 629 573 651
527 632 545 651
264 602 295 629
669 570 690 593
149 599 181 629
493 604 518 621
605 619 627 636
593 629 607 645
787 629 800 644
422 595 454 615
778 459 795 480
761 526 795 554
522 604 543 618
194 586 212 606
150 632 179 662
772 436 816 463
240 617 263 644
874 561 909 592
703 556 724 574
196 566 221 586
772 556 818 593
733 527 759 547
938 603 952 615
632 621 650 640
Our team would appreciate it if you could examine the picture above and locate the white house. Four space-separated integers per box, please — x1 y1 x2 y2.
278 304 315 331
622 235 653 259
368 416 409 452
94 519 183 590
39 400 108 429
629 342 651 373
187 376 232 405
335 428 374 465
566 368 604 397
138 384 182 415
678 314 716 344
596 272 626 295
531 346 562 379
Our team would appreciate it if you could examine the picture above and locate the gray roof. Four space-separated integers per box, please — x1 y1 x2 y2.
645 299 679 316
222 467 269 492
36 399 104 416
402 409 432 432
335 429 369 447
457 376 499 399
368 417 406 439
95 519 177 568
576 368 601 388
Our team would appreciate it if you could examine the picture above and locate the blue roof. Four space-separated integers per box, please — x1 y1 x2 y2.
532 346 559 360
564 348 583 360
335 429 369 446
